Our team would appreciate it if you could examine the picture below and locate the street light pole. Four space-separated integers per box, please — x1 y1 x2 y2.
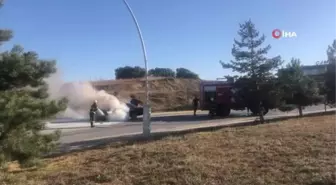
122 0 151 136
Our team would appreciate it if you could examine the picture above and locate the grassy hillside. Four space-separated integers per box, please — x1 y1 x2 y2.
92 77 201 112
1 114 335 185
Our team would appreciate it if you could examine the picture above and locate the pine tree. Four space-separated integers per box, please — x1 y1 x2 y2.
221 20 282 123
314 60 329 111
0 1 67 167
0 1 12 45
325 40 336 105
278 58 322 117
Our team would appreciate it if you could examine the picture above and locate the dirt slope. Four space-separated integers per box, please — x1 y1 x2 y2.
91 77 201 112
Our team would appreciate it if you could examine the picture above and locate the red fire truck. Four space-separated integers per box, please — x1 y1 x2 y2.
199 79 270 117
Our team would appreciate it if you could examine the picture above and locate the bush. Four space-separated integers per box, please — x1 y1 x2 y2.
176 68 199 79
115 66 146 79
148 68 175 77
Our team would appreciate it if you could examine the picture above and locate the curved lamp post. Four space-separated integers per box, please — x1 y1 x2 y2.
122 0 151 136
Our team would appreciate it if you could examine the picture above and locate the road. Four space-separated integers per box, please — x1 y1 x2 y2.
44 105 330 145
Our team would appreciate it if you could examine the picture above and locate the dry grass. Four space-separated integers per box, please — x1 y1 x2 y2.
1 115 335 185
91 78 200 112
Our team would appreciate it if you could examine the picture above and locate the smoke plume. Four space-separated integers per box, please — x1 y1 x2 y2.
45 70 130 121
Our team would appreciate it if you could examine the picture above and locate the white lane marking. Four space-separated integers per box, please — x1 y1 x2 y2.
45 121 122 129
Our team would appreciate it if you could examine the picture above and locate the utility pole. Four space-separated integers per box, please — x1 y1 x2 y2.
122 0 151 136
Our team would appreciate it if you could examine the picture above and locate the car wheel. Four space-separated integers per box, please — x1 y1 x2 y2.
130 112 137 120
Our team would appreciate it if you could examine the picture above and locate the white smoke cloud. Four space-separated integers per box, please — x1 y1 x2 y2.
45 70 130 121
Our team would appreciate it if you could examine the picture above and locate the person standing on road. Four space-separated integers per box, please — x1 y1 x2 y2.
89 100 98 128
192 96 199 116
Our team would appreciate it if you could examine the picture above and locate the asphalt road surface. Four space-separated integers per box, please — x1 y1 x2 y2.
44 105 330 145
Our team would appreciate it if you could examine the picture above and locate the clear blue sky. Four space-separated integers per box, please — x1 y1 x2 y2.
1 0 335 82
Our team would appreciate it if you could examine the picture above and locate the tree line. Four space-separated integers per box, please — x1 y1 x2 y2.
221 19 335 123
115 66 199 79
0 0 335 168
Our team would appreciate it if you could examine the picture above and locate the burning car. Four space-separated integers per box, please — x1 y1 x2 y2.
95 102 143 121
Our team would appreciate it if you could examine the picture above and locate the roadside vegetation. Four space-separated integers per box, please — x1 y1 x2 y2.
1 114 335 185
